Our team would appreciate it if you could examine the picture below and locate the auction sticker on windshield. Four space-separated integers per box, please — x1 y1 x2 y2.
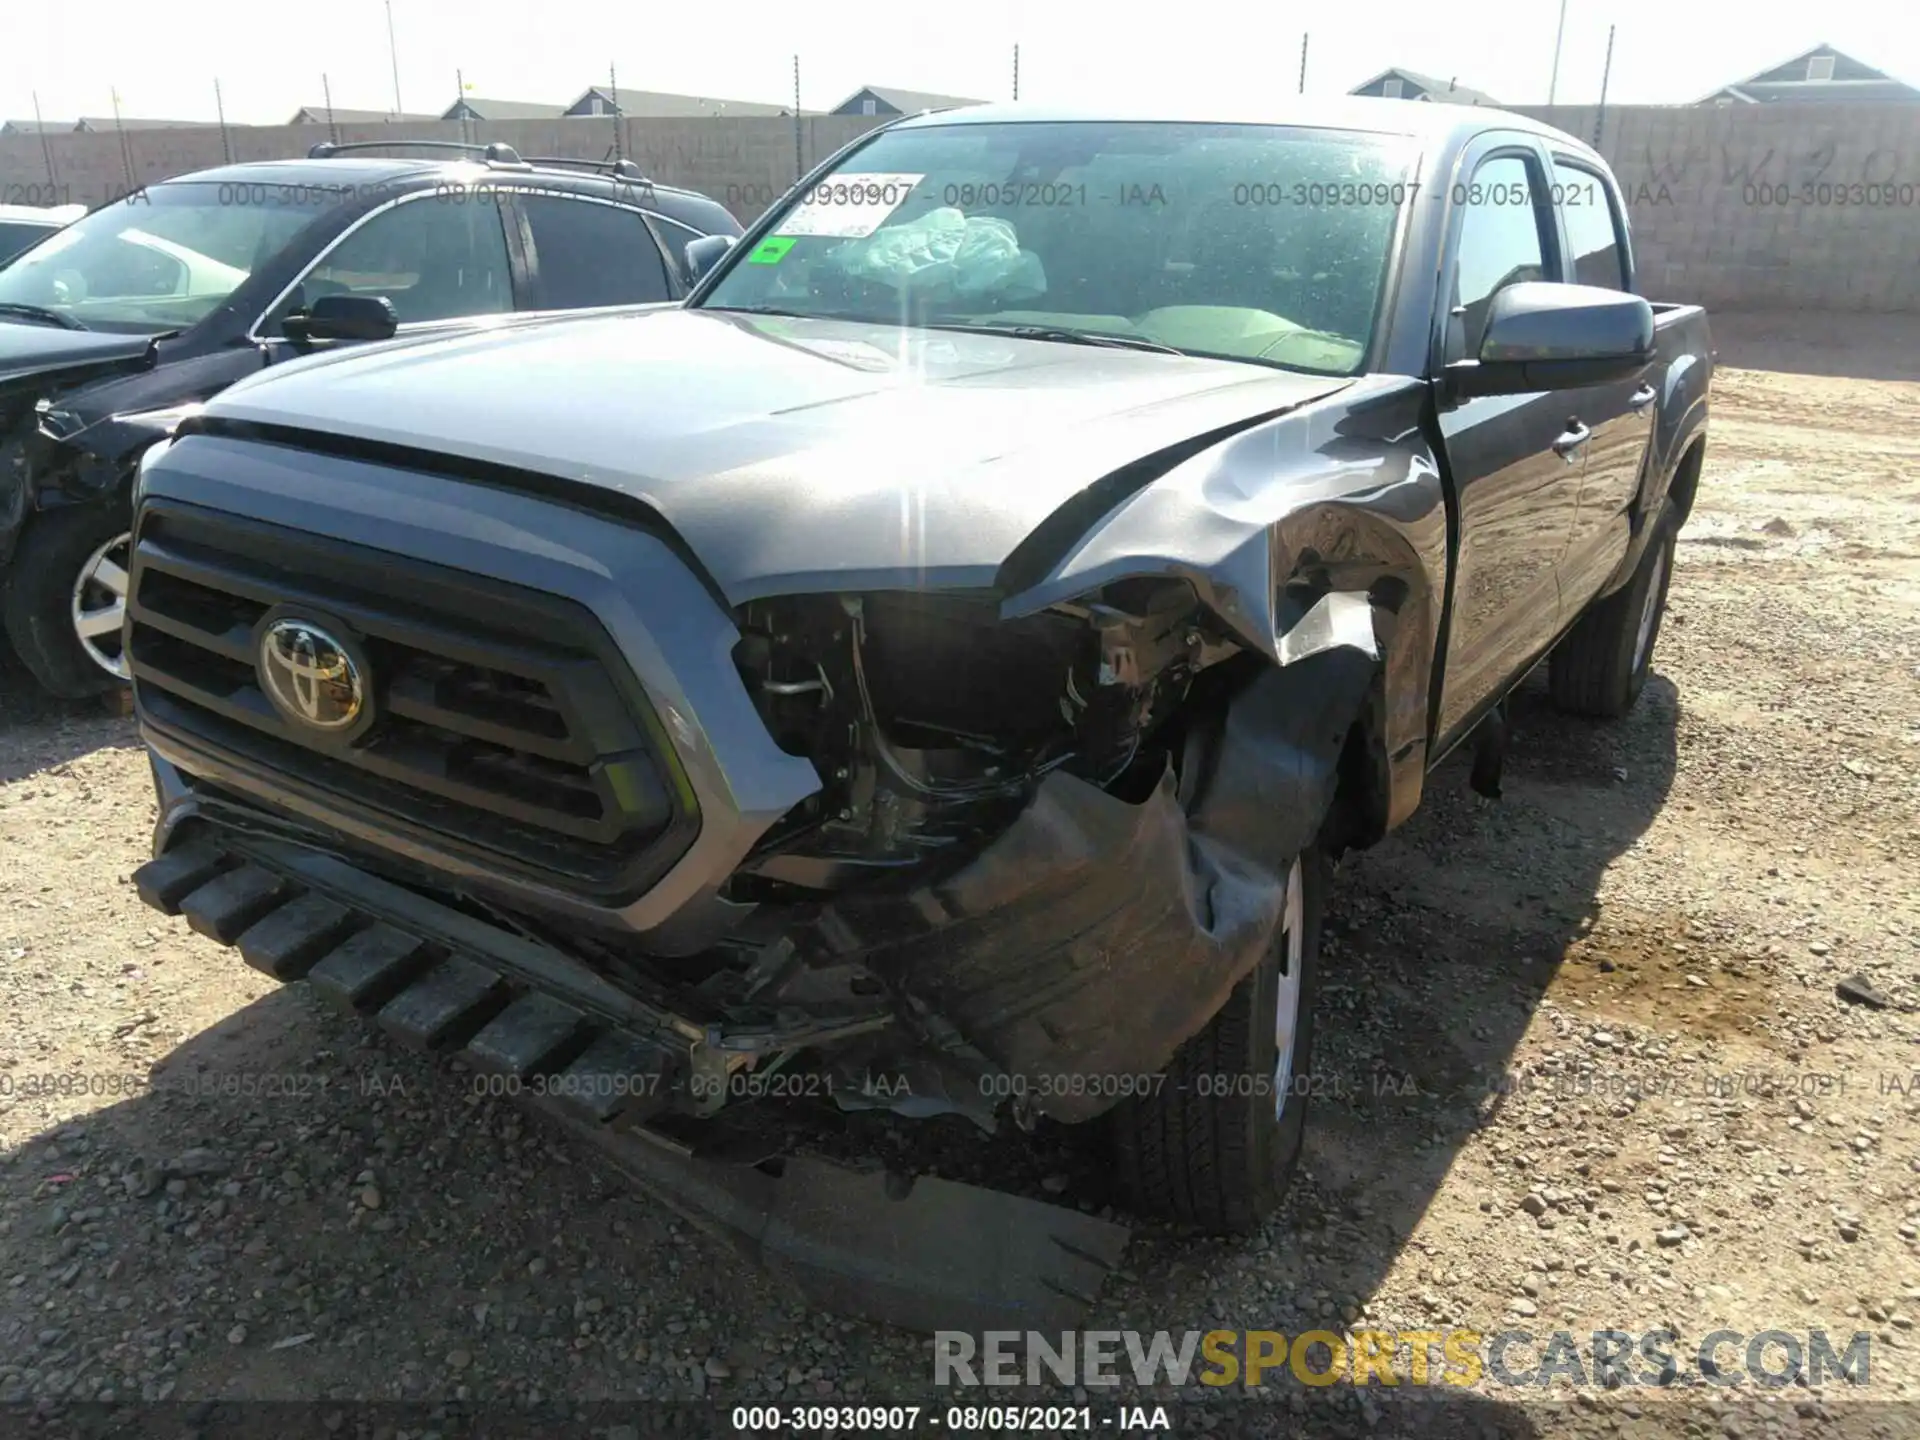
774 174 924 238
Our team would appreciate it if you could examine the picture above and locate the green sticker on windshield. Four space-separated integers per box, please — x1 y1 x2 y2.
748 236 796 265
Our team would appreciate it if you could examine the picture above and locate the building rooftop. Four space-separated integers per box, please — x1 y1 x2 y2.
1350 68 1501 106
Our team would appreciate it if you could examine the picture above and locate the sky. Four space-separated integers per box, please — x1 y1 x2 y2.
2 0 1914 125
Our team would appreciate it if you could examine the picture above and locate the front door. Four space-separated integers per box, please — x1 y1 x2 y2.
1431 144 1586 751
1549 157 1654 614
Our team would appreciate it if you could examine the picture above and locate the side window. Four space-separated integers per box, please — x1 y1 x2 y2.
520 195 672 309
274 197 510 330
287 196 512 328
649 215 706 283
1553 161 1627 292
1448 153 1549 362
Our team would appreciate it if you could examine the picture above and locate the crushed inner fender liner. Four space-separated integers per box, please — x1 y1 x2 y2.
825 760 1280 1124
1186 647 1378 879
820 645 1377 1122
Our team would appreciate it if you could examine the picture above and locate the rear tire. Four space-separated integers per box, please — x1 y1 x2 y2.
2 503 133 700
1108 847 1325 1235
1549 503 1677 719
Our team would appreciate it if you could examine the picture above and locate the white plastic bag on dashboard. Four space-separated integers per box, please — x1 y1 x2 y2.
832 207 1046 300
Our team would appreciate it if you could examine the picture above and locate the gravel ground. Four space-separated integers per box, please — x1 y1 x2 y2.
1 321 1916 1438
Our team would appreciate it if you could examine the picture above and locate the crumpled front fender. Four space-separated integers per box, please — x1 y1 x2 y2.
1002 374 1447 834
0 405 203 560
817 644 1376 1124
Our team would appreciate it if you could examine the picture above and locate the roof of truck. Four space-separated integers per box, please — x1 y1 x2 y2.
891 96 1592 151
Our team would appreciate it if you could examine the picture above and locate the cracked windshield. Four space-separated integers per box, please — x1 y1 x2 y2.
700 120 1418 375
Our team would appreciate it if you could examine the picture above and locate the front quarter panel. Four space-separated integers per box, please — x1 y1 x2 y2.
1002 376 1447 829
30 346 267 510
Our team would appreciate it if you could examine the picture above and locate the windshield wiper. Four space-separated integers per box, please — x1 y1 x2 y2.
0 302 87 332
925 322 1187 356
704 303 885 325
708 307 1191 357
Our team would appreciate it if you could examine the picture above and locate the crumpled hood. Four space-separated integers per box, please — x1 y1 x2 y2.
198 307 1353 602
0 321 153 389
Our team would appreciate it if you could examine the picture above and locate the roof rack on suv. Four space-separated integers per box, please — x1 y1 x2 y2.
521 156 656 186
307 139 528 167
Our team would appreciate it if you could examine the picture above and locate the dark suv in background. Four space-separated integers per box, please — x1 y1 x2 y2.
0 141 740 698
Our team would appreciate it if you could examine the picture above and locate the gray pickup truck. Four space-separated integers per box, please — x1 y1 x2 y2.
126 99 1710 1249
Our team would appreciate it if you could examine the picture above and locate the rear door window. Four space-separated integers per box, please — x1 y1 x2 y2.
1552 160 1628 292
519 194 673 308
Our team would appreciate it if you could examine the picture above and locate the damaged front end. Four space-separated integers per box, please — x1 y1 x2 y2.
123 393 1420 1327
136 569 1380 1143
713 578 1380 1128
0 340 171 563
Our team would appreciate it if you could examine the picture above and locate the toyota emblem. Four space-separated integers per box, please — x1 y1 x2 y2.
258 618 365 732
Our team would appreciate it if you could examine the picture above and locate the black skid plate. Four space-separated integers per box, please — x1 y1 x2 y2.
133 839 1130 1333
134 845 683 1128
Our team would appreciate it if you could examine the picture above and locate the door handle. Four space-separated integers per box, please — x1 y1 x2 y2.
1628 383 1657 411
1551 420 1591 460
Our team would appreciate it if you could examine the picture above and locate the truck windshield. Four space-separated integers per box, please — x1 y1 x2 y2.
0 182 319 334
698 120 1417 376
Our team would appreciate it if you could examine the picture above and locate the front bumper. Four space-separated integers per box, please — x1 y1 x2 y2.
131 429 1377 1132
134 774 1130 1334
138 769 893 1129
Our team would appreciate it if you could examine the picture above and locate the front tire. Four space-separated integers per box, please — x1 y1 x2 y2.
1548 503 1677 719
3 503 133 699
1107 847 1325 1235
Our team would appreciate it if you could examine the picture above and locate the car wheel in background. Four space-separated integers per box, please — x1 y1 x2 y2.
3 503 133 699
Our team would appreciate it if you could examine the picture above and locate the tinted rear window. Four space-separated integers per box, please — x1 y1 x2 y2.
521 195 672 308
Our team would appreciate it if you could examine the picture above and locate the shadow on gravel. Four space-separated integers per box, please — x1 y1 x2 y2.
0 651 134 781
1075 664 1683 1351
0 981 811 1407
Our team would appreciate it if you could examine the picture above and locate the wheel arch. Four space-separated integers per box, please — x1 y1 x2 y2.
1665 434 1706 527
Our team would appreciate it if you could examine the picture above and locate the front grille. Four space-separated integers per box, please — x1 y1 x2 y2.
128 499 699 901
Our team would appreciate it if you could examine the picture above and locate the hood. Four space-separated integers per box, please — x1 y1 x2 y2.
200 307 1353 602
0 321 154 390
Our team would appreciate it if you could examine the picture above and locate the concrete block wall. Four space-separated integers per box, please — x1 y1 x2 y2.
0 115 885 224
5 105 1918 311
1515 103 1920 312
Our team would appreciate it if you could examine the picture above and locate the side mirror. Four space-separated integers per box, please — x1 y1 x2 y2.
1446 281 1654 400
684 234 736 285
282 293 399 346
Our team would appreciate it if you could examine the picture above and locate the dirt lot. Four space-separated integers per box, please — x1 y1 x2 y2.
1 319 1917 1438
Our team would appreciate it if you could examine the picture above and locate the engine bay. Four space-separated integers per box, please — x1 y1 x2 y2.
727 580 1234 898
